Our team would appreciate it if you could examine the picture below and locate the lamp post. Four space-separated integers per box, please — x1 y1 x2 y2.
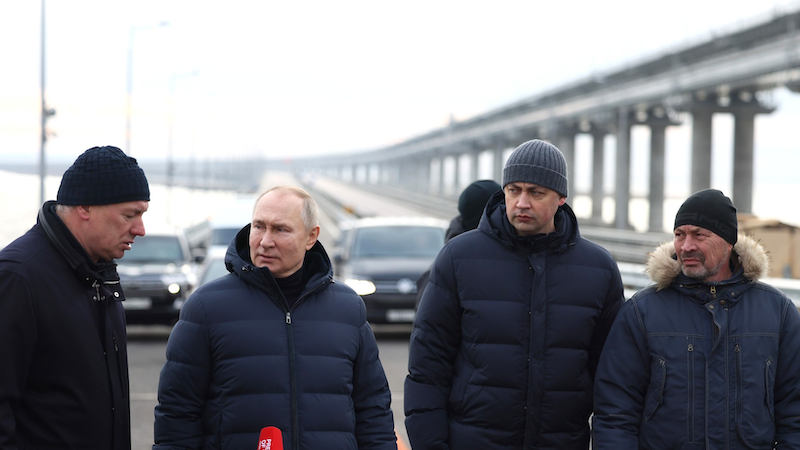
39 0 55 206
124 21 169 155
165 70 199 224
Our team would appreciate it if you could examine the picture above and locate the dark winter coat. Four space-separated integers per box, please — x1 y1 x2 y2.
404 191 624 450
415 215 469 308
0 201 131 450
153 226 396 450
593 234 800 449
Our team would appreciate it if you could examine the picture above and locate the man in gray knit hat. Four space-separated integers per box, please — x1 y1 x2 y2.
406 139 624 450
0 146 149 450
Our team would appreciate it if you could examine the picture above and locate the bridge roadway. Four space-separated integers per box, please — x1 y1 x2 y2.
267 170 800 306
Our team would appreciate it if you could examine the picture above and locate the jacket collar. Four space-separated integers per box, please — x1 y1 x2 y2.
37 201 119 285
479 190 579 254
645 233 769 291
225 224 333 295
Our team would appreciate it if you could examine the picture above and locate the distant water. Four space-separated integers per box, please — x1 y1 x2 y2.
0 170 244 248
2 169 799 248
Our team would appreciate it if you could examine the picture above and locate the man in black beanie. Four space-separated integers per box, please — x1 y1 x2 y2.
594 189 800 449
406 139 625 450
0 146 150 450
415 179 501 308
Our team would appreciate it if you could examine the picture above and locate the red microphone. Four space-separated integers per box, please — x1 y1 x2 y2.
257 426 284 450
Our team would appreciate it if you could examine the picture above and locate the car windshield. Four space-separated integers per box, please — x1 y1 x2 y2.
211 227 240 247
124 235 185 264
200 257 229 286
351 226 444 258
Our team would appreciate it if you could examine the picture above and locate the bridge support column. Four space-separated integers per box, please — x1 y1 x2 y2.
416 157 431 194
638 106 682 232
469 148 480 183
649 123 667 231
591 129 606 223
493 147 505 185
556 131 576 198
730 92 775 213
691 107 713 193
614 109 633 230
733 110 756 213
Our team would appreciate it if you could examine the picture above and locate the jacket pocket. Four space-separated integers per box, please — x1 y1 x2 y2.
448 362 475 415
736 346 777 448
643 355 666 421
765 356 775 423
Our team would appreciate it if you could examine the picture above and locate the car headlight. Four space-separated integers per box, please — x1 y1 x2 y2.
161 273 190 295
344 278 376 296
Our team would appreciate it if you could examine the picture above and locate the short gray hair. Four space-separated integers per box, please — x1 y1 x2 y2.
257 185 319 232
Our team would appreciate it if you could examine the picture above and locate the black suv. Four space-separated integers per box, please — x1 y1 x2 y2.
117 228 197 325
333 217 448 324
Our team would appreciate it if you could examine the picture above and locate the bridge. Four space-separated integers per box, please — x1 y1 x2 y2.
277 7 800 233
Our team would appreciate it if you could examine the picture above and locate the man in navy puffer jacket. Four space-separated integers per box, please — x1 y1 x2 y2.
154 186 397 450
593 189 800 449
405 139 624 449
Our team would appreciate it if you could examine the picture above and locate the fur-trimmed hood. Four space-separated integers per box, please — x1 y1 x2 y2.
645 233 770 291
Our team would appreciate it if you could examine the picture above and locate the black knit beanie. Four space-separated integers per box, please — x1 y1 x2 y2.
458 179 501 230
57 146 150 205
674 189 738 245
502 139 568 197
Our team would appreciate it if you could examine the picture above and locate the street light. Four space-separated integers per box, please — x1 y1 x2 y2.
165 70 199 224
125 20 169 156
38 0 60 206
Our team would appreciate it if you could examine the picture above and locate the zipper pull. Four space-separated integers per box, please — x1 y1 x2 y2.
735 344 740 352
92 281 102 302
688 343 693 352
285 312 291 325
710 286 716 295
112 335 119 352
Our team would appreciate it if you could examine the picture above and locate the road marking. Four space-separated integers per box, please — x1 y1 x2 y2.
396 430 410 450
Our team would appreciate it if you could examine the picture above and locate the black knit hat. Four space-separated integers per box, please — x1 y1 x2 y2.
674 189 738 245
459 179 501 230
57 146 150 206
502 139 568 196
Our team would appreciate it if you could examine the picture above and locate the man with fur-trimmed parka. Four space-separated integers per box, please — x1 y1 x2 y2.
593 189 800 449
405 140 624 449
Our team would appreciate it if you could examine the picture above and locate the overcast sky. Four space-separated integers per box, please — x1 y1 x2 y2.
2 0 800 167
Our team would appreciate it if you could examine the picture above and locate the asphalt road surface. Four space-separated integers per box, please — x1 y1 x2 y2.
127 323 412 449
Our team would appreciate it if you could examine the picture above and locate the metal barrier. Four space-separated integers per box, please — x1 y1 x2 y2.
618 262 800 308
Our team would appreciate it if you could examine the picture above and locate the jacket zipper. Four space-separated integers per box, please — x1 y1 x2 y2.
688 340 694 441
286 310 298 450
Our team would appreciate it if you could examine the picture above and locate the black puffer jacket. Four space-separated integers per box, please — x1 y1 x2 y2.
154 226 396 450
405 191 624 449
0 201 130 450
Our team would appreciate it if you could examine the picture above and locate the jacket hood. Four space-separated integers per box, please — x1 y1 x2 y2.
225 223 333 295
479 190 579 254
645 233 770 290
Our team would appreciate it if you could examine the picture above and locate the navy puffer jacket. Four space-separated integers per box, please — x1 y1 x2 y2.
405 191 624 449
154 226 396 450
593 234 800 449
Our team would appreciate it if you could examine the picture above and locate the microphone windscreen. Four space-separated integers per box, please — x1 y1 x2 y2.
256 426 283 450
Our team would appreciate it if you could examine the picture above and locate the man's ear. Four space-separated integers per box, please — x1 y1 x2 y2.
76 205 93 220
306 226 320 250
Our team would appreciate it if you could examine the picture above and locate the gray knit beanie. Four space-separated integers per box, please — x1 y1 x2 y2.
57 146 150 205
502 139 568 197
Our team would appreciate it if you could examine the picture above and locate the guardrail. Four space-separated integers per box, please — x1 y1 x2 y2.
618 262 800 308
302 176 800 309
